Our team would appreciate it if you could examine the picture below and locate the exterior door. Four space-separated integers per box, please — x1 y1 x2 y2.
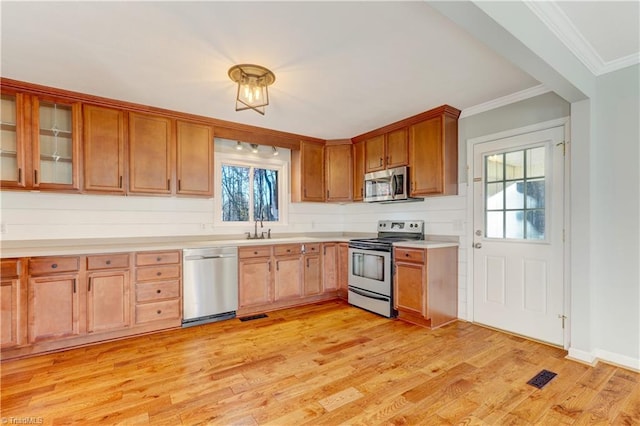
472 126 565 346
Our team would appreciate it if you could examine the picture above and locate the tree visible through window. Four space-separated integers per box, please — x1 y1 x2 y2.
221 164 279 222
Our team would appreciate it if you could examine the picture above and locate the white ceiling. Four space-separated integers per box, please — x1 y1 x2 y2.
1 1 638 140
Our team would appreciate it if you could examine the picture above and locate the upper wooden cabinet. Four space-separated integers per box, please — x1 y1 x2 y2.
354 104 460 199
364 128 408 173
31 97 82 191
128 112 174 195
409 107 459 197
0 93 27 189
325 141 352 202
83 104 126 193
352 141 365 202
176 120 213 197
291 141 325 202
0 91 81 191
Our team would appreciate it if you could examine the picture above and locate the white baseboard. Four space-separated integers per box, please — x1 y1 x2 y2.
567 347 640 372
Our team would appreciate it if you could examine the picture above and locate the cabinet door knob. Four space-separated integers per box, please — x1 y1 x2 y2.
106 260 111 265
51 263 58 269
156 289 161 294
156 257 162 262
157 272 162 276
157 310 162 315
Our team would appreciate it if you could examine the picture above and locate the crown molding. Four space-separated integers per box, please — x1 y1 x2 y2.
523 0 639 76
460 84 550 118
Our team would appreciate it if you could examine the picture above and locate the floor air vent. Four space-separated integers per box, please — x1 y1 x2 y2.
527 369 557 389
239 313 268 322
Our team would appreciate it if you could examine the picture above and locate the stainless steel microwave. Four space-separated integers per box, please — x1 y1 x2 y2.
364 166 420 203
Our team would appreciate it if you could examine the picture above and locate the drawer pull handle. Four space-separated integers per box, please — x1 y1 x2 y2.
405 253 410 257
156 257 162 262
287 249 291 253
156 289 161 294
254 251 258 255
157 310 162 315
106 260 111 265
51 263 58 269
156 272 162 276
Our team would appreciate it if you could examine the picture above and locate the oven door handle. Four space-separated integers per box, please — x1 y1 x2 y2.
349 287 389 301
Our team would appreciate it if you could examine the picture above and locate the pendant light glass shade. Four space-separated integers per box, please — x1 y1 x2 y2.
228 64 275 115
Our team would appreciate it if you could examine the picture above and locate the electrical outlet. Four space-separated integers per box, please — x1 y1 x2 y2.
0 224 7 234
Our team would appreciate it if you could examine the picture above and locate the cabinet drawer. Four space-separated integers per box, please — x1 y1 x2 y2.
136 280 180 302
239 246 272 259
1 259 21 278
136 265 181 282
395 247 425 263
304 243 321 254
29 257 80 275
87 253 130 270
274 244 302 257
136 299 181 324
136 251 180 266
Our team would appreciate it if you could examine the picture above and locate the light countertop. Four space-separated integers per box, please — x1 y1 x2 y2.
393 241 459 249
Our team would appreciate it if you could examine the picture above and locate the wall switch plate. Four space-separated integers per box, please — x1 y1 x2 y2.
0 224 7 234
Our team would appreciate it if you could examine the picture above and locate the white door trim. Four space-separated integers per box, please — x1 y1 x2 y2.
465 116 571 348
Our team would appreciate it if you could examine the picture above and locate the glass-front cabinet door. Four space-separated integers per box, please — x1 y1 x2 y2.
32 97 81 190
0 93 26 187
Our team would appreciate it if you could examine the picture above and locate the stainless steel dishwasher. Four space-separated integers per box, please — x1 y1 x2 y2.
182 246 238 327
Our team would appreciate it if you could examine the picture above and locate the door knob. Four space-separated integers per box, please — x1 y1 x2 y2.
473 243 482 249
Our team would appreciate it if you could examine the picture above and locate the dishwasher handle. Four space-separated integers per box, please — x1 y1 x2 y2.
184 254 237 261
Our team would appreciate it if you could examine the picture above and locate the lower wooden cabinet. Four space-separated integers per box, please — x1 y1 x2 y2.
303 245 322 296
1 259 24 348
337 243 349 299
1 250 182 361
322 243 338 292
394 246 458 328
237 242 338 317
134 251 181 325
28 257 82 343
239 246 273 309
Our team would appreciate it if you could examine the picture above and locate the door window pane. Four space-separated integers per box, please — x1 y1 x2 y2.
484 146 547 241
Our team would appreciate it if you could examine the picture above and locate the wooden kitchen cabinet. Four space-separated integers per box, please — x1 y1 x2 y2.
86 253 131 333
0 93 27 189
27 256 82 343
1 259 25 348
83 104 126 193
134 250 181 325
325 142 353 202
322 243 338 292
238 246 273 309
337 243 349 299
31 97 82 191
273 244 302 301
291 141 325 202
128 112 174 195
409 107 459 197
352 141 365 202
303 243 322 296
176 120 214 197
393 246 458 328
364 129 408 173
0 91 81 191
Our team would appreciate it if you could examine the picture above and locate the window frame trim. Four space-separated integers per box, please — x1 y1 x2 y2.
214 151 289 227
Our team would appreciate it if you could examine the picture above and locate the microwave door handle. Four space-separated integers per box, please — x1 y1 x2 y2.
391 174 398 200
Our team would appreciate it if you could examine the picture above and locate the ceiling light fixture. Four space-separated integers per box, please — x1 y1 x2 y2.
272 146 279 156
236 141 243 150
250 144 259 153
228 64 275 115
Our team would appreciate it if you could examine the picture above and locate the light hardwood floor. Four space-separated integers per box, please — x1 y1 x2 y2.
1 300 638 425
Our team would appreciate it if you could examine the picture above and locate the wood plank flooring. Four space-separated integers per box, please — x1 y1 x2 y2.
1 300 639 425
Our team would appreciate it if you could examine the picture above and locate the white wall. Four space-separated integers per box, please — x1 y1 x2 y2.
590 65 640 367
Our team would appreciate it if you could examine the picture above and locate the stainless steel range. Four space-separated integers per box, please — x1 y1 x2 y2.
348 220 424 317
